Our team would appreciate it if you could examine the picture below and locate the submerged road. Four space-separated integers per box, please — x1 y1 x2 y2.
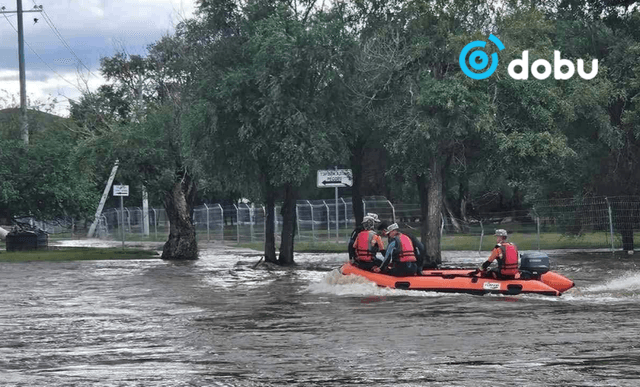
0 245 639 386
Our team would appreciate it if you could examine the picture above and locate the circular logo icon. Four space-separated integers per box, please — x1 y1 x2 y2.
459 34 505 80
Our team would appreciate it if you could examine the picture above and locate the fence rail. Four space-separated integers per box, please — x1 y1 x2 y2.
20 196 640 251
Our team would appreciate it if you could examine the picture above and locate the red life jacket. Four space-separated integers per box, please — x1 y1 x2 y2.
497 243 519 276
355 231 376 262
397 234 417 263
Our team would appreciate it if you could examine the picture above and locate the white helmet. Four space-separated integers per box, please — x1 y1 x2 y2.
386 223 399 233
362 216 375 230
366 213 381 223
495 229 508 237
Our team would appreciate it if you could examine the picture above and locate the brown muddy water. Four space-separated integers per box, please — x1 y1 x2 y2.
1 245 639 386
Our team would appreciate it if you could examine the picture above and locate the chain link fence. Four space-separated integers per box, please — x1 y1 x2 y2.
17 196 640 251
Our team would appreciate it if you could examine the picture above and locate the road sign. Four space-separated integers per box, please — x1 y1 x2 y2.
317 169 353 188
113 185 129 196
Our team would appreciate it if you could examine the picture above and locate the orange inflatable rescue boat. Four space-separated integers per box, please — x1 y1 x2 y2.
340 252 574 296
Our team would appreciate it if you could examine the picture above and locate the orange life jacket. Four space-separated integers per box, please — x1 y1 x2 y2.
355 230 376 262
498 243 519 276
397 234 417 263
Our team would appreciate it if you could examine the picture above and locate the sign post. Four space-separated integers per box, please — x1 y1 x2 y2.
113 185 129 249
317 169 352 240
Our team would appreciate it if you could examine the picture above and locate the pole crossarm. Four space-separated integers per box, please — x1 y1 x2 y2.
0 10 44 13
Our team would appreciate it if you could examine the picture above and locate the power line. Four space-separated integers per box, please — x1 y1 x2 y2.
31 1 99 79
2 12 82 93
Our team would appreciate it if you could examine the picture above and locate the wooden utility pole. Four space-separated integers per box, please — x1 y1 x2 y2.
0 2 43 144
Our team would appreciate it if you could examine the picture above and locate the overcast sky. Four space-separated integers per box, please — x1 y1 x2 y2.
0 0 196 116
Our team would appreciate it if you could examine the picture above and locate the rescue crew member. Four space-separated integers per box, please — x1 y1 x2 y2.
374 223 418 276
352 215 385 270
378 221 427 275
479 229 519 279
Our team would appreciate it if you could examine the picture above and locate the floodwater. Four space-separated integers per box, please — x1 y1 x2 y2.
1 244 639 386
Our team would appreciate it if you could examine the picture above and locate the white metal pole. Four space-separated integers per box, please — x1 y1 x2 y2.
120 196 125 249
152 208 158 240
479 220 484 253
335 188 339 241
249 204 254 243
308 200 315 241
88 160 119 237
323 200 330 241
142 186 150 236
204 204 210 242
387 199 396 224
606 197 615 252
341 197 348 239
217 204 224 241
234 204 240 243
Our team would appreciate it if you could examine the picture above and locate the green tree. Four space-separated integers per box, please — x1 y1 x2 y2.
73 47 200 260
185 0 350 264
0 112 98 223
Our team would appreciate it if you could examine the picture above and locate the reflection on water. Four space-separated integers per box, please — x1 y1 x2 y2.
1 247 639 386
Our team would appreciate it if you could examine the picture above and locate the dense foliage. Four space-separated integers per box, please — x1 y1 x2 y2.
4 0 640 258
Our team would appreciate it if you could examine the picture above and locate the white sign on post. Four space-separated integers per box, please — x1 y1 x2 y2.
113 185 129 196
317 169 353 188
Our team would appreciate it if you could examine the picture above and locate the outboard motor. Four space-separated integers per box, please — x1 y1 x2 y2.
519 251 550 279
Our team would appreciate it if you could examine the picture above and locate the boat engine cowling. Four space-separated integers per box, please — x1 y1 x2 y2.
520 251 550 277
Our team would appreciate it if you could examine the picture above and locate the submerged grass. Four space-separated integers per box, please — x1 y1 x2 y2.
0 247 160 262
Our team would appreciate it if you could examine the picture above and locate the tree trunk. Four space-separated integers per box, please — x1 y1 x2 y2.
264 185 277 263
278 183 297 265
621 227 634 251
161 174 198 260
425 156 444 266
350 146 365 225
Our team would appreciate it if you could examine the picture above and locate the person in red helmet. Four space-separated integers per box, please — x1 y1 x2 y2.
479 229 519 279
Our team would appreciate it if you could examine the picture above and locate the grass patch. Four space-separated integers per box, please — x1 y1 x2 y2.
237 231 623 253
0 247 160 262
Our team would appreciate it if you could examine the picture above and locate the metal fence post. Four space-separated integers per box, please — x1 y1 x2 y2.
295 203 300 240
387 199 396 223
234 204 240 244
275 204 280 237
217 204 224 241
533 207 540 251
341 197 348 240
479 220 484 253
307 200 315 242
262 205 266 242
152 208 158 240
606 197 615 252
323 200 330 241
249 204 255 243
124 207 131 234
204 203 210 242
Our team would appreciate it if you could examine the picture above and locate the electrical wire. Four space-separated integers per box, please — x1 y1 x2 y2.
2 12 82 92
31 1 99 79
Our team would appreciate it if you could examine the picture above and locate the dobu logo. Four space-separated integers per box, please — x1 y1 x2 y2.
459 34 505 80
508 51 598 80
459 35 599 80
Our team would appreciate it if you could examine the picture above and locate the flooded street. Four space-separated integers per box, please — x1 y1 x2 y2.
1 245 639 386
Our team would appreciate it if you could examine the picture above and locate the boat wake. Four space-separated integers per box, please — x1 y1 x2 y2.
305 269 452 297
563 271 640 301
